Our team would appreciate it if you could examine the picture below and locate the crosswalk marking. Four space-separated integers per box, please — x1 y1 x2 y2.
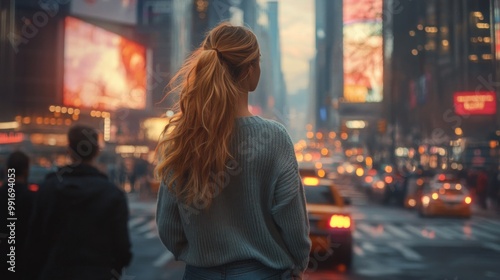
361 242 377 252
357 224 386 238
427 226 462 240
472 221 500 234
469 226 497 240
353 245 365 256
384 225 411 239
128 214 500 244
403 225 425 238
153 251 174 267
389 242 422 261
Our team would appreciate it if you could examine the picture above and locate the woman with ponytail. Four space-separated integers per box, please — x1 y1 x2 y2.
155 22 311 279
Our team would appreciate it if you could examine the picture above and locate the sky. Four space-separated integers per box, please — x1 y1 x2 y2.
259 0 315 95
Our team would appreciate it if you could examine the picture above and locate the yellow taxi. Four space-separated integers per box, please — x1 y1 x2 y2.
300 168 353 270
418 182 472 218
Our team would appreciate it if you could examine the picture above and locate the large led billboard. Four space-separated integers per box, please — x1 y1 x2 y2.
63 17 147 111
343 0 383 102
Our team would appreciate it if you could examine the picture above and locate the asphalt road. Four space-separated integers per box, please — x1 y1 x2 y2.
123 184 500 280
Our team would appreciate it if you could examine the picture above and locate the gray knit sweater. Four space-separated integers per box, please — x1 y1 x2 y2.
156 115 311 274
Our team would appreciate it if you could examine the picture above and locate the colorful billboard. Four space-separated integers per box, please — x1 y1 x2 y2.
454 92 497 115
63 17 147 111
343 0 383 102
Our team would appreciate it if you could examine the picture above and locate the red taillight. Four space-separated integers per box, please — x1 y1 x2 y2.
365 176 373 183
384 176 393 184
329 215 351 229
28 184 39 192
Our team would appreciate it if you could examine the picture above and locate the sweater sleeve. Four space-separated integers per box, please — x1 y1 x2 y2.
270 127 311 274
156 183 187 259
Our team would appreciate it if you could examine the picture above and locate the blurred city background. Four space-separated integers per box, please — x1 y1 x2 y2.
1 0 500 279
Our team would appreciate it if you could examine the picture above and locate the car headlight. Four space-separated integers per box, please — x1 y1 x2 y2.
422 196 430 207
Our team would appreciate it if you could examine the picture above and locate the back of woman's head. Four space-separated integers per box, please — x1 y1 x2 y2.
155 22 260 207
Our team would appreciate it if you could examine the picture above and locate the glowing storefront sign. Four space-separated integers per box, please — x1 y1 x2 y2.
343 0 384 103
143 118 168 142
345 120 366 129
454 92 496 115
0 132 24 144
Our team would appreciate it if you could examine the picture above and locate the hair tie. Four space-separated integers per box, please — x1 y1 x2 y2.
212 48 223 60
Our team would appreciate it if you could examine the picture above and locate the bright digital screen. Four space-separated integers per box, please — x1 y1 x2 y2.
343 0 383 102
63 17 147 111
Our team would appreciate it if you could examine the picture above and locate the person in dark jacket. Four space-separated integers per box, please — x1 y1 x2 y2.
24 125 132 280
0 151 37 280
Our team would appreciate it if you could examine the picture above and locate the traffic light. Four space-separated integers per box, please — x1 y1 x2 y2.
377 120 387 134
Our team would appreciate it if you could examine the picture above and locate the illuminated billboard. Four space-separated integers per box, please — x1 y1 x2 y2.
454 92 497 115
63 17 147 111
343 0 383 102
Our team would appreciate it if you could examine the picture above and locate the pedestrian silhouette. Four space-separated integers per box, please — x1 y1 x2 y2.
24 125 132 280
0 151 36 280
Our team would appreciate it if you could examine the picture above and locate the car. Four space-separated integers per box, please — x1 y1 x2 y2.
429 173 465 190
369 171 405 205
300 170 353 270
417 183 472 218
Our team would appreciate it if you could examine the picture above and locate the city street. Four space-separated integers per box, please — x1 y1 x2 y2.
124 183 500 280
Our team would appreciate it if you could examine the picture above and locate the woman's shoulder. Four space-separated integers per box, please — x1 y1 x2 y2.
235 116 292 147
249 116 289 133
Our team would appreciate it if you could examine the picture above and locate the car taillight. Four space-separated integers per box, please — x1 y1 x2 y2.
329 215 351 229
375 181 385 189
465 196 472 204
28 184 39 192
384 176 393 184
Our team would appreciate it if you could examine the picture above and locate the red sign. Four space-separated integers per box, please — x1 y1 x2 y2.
454 92 497 115
0 132 24 144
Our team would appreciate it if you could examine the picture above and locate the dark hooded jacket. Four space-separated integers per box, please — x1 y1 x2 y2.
24 163 132 280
